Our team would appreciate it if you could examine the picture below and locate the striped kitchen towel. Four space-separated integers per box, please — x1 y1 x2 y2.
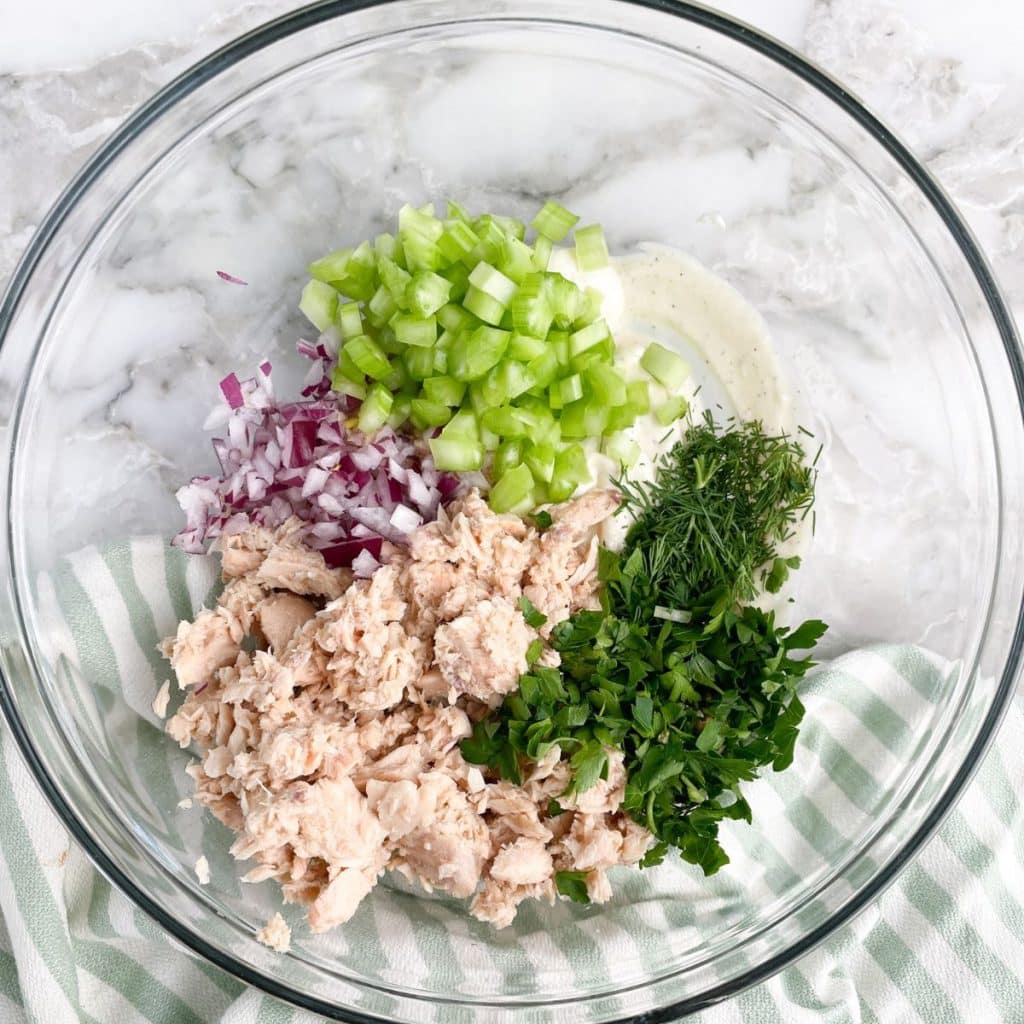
0 538 1021 1024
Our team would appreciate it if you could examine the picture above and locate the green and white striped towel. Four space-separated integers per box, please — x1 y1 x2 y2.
0 538 1021 1024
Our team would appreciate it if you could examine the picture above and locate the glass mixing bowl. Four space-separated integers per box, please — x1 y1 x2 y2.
1 1 1022 1021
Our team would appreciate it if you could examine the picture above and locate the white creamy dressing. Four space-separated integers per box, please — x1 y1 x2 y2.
548 245 796 552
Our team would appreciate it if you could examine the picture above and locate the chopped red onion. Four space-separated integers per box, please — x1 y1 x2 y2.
216 271 248 286
173 353 460 567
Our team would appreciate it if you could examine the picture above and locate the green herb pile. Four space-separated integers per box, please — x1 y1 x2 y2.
462 415 827 892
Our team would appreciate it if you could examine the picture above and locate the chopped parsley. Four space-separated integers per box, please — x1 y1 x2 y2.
461 417 828 886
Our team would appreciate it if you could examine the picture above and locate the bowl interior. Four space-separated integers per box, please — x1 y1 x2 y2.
2 3 1021 1021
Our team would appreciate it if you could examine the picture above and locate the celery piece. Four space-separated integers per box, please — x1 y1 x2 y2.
374 233 398 261
493 439 524 479
573 286 604 327
559 398 607 439
445 262 470 302
403 345 435 381
344 335 391 380
655 395 689 426
446 199 472 223
531 201 580 243
441 408 480 441
557 374 585 406
334 345 365 385
508 333 548 361
437 302 475 332
586 362 627 406
489 464 534 513
603 433 641 468
469 262 518 306
548 273 581 328
335 240 378 301
463 286 507 326
548 381 565 411
391 313 437 348
569 319 610 358
605 403 638 433
525 442 556 483
510 273 555 338
429 437 485 472
308 248 353 284
550 330 570 366
467 380 489 414
387 393 411 430
526 349 559 390
533 234 553 270
378 256 412 304
626 378 651 415
432 346 449 374
399 203 443 242
330 370 367 402
411 398 453 430
493 214 526 241
299 280 339 333
499 236 536 284
470 216 507 266
406 270 451 317
422 375 466 407
358 383 394 435
337 301 363 340
549 443 591 502
366 284 398 329
438 220 479 264
640 341 690 391
497 359 533 400
481 406 530 439
449 325 510 382
575 224 610 271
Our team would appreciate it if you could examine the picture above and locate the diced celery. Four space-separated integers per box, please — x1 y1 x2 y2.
508 333 547 361
512 402 557 442
575 224 610 271
358 383 394 434
432 346 449 374
308 248 353 284
533 234 553 270
481 425 501 451
446 199 472 223
399 203 443 241
572 286 603 327
626 379 651 415
337 301 363 340
382 360 408 393
367 284 398 328
549 381 565 410
557 374 584 405
526 349 559 390
299 280 339 333
469 262 518 306
605 403 638 433
470 216 507 265
493 215 526 241
655 395 689 426
376 326 403 355
438 220 479 264
499 236 536 284
391 313 437 348
438 303 475 332
441 408 480 441
531 201 580 242
510 273 555 338
374 233 398 261
525 442 555 483
406 270 451 317
344 335 391 380
549 443 591 502
445 262 471 302
559 398 608 439
640 341 690 390
548 274 581 328
467 380 489 414
378 257 412 304
411 398 453 429
496 359 533 400
334 346 365 385
603 433 641 468
403 345 435 381
449 325 511 381
550 330 570 366
429 437 485 472
489 464 534 513
422 375 466 407
586 363 626 406
335 240 378 300
493 439 524 479
330 371 366 402
569 319 610 358
463 286 507 326
481 406 530 439
387 394 412 430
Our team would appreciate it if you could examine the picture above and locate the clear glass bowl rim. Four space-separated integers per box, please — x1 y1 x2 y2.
1 1 1022 1021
